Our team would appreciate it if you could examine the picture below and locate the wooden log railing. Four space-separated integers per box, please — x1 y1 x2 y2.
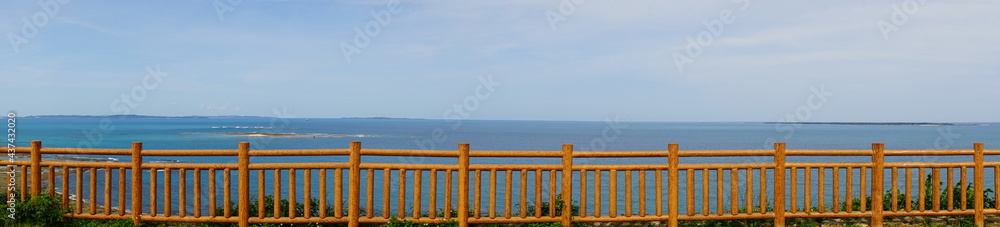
3 141 999 227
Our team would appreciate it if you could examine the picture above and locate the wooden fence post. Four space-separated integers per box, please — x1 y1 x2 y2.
238 142 250 227
974 143 985 227
774 143 786 227
870 143 885 227
30 140 41 197
561 144 573 227
668 144 679 227
458 144 471 227
131 142 143 226
349 141 362 227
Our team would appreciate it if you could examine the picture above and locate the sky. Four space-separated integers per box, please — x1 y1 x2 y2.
1 0 998 122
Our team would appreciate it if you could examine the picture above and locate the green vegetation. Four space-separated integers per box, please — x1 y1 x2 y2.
0 191 133 227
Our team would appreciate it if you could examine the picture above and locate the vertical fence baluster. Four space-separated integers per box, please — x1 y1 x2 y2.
580 170 587 217
258 170 265 219
667 144 679 227
396 169 406 219
383 168 390 219
131 142 142 225
746 168 753 215
686 169 694 216
716 168 723 215
210 169 217 217
817 167 824 213
226 168 233 218
336 168 344 218
318 169 325 218
932 168 940 211
905 168 911 212
179 168 186 218
118 167 126 216
503 169 510 218
77 168 82 214
458 144 470 227
164 168 171 217
349 141 361 227
846 167 853 213
871 143 885 227
609 169 617 218
519 169 526 218
30 141 40 197
238 142 249 227
472 170 478 218
561 144 573 227
918 168 925 211
961 167 967 210
303 169 311 218
640 170 647 217
549 170 557 217
891 167 898 211
627 170 633 216
700 169 707 216
947 168 954 211
272 169 280 218
861 167 867 212
804 167 811 213
594 170 601 217
730 168 737 215
62 166 69 209
774 143 786 227
655 169 662 216
368 169 376 218
974 143 984 226
488 170 495 218
759 167 766 214
195 169 202 218
49 166 55 196
415 169 423 219
431 169 439 218
833 167 840 213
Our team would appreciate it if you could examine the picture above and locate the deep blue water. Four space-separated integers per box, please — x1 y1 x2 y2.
10 118 1000 216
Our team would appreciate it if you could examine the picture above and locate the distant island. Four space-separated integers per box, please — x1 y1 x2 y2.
23 115 424 120
24 114 275 119
763 122 983 126
340 117 422 120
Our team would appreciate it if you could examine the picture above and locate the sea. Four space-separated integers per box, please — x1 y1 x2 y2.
10 118 1000 216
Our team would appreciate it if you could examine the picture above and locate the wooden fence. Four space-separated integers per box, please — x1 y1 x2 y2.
6 141 1000 227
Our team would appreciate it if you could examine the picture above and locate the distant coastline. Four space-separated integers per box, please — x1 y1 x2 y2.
22 115 423 120
763 122 983 126
24 114 275 119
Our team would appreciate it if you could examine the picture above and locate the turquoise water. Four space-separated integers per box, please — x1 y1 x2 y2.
11 118 1000 216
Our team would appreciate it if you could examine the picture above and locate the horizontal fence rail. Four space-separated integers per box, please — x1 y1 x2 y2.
4 141 999 227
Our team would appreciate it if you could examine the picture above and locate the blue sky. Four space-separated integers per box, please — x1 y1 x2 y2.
2 0 998 122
